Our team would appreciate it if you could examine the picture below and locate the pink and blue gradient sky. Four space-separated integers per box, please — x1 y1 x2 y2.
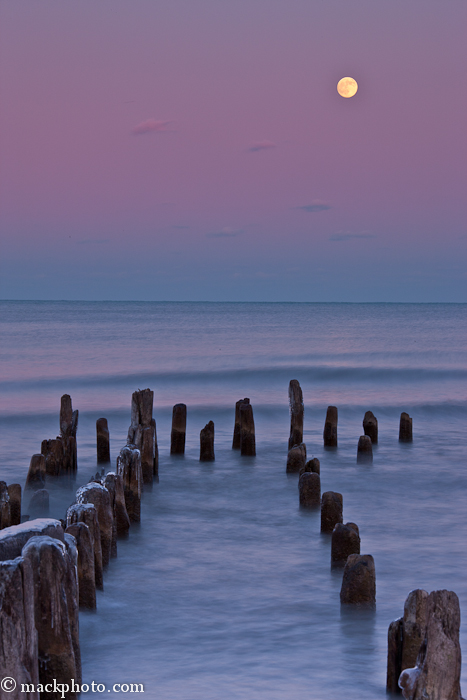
1 0 466 301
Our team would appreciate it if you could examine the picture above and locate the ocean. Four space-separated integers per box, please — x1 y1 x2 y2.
0 301 466 699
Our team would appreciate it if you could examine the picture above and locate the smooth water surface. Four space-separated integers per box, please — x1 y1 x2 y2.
0 302 466 699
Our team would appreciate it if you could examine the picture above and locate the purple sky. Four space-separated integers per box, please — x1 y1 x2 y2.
1 0 466 302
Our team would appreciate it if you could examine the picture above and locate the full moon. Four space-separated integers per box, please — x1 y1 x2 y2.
337 77 358 98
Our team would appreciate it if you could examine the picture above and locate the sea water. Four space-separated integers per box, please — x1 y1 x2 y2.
0 301 466 699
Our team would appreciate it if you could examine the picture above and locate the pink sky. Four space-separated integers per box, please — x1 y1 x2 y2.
0 0 466 301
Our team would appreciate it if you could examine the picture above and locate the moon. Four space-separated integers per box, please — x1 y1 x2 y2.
337 77 358 98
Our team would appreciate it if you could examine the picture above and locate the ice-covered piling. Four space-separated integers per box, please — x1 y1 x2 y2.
96 417 111 464
171 403 187 454
399 412 413 443
25 454 46 491
288 379 304 450
331 522 360 567
323 405 338 447
127 388 158 483
200 421 215 461
0 519 65 562
104 472 130 537
397 590 462 700
67 504 104 590
0 556 39 698
76 483 113 567
65 522 96 610
320 491 343 533
240 402 256 456
340 554 376 605
117 444 142 522
22 535 82 696
286 443 306 473
387 589 428 694
357 435 373 464
363 410 378 443
298 472 320 506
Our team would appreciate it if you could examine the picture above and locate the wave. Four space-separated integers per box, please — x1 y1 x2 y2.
1 364 467 393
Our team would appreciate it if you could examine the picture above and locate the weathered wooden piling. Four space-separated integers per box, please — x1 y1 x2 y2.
25 454 46 491
200 421 215 461
0 556 39 697
286 443 307 473
104 472 130 537
41 438 64 477
320 491 343 533
65 522 96 610
0 518 65 562
363 410 378 444
96 417 111 463
398 590 462 700
323 405 338 447
299 457 320 477
0 482 11 529
233 398 249 449
76 482 114 567
22 535 82 695
67 503 104 590
240 402 256 456
7 484 22 526
128 388 158 482
28 489 50 519
59 393 78 474
340 553 376 605
357 435 373 464
288 379 304 450
399 412 413 443
117 444 142 522
331 522 360 567
387 589 428 694
171 403 187 454
298 472 320 506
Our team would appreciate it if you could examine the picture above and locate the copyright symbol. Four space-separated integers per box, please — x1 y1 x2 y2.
1 677 16 692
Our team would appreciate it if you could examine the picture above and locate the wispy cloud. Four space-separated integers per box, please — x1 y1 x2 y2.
132 119 171 135
298 200 332 213
75 238 110 245
330 231 376 242
206 227 243 239
248 141 276 152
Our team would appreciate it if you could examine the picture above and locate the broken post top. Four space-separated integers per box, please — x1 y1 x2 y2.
130 388 154 428
60 394 78 438
288 380 304 415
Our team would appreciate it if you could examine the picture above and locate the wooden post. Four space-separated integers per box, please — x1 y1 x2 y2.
288 379 304 450
233 398 249 449
171 403 187 454
240 403 256 456
323 406 338 447
399 412 413 442
200 421 215 461
96 417 111 464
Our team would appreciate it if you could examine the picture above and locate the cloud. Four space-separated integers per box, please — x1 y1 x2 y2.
75 238 110 245
299 200 332 213
132 119 171 135
329 231 376 242
206 227 243 238
248 141 276 152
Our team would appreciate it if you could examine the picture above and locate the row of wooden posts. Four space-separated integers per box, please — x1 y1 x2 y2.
0 384 461 700
285 379 462 699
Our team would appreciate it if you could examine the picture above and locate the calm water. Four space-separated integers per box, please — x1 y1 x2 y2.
0 301 466 699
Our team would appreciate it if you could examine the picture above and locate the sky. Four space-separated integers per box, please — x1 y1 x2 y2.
0 0 466 302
